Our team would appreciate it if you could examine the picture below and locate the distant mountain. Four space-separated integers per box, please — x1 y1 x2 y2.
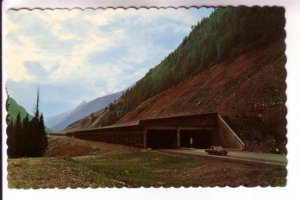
46 91 122 132
45 101 87 129
64 108 108 132
6 97 32 122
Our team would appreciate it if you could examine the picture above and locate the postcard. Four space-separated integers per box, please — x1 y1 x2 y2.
2 0 300 200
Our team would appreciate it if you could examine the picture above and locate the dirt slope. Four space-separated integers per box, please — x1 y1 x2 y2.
63 108 109 132
45 136 139 157
119 39 285 120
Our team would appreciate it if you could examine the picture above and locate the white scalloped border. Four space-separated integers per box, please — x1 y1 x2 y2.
2 0 300 200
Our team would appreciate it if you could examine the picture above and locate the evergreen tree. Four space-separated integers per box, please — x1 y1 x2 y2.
6 88 48 158
6 94 14 158
13 113 23 158
30 88 42 157
29 113 40 156
22 114 30 156
7 120 14 158
38 114 48 155
32 88 48 156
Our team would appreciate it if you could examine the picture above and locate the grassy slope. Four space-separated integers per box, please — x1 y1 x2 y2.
8 157 114 188
8 151 286 188
6 97 31 122
8 136 286 188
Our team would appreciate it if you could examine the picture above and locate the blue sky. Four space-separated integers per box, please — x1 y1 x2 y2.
5 8 213 118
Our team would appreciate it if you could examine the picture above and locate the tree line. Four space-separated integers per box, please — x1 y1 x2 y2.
98 7 285 126
6 90 48 158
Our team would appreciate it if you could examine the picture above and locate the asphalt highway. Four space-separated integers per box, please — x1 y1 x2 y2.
160 148 287 167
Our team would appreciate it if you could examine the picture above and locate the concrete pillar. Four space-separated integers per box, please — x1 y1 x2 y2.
143 128 147 149
176 129 180 148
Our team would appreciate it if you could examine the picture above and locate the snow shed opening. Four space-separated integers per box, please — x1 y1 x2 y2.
180 129 213 149
146 129 177 149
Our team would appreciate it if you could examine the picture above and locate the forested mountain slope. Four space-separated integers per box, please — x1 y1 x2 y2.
6 97 32 122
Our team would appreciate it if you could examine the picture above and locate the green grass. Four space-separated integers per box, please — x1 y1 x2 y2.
74 151 203 187
8 157 115 188
8 151 286 188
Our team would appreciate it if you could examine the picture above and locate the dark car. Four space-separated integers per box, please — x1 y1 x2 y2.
205 146 228 156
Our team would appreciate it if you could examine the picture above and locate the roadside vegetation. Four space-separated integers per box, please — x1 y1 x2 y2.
8 150 286 188
8 136 286 188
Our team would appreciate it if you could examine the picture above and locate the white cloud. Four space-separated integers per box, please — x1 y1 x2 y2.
5 8 213 116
